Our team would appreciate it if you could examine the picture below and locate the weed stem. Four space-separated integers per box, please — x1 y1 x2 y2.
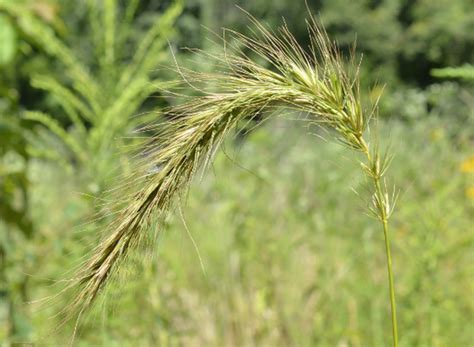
382 218 398 347
365 145 399 347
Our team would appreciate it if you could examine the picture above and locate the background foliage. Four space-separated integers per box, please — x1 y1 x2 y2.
0 0 472 346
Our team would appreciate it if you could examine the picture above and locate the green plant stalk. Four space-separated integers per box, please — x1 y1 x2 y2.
382 219 398 347
363 146 398 347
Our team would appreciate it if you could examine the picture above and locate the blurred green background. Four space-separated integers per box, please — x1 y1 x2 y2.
0 0 473 346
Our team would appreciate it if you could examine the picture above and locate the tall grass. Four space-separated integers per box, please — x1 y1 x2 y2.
67 13 399 346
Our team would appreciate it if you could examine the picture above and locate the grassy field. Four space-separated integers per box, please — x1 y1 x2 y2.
24 114 473 346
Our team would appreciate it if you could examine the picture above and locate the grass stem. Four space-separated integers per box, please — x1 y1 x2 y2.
382 218 398 347
368 149 399 347
362 142 398 347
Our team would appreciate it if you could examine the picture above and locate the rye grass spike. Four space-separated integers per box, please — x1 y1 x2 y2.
68 13 399 347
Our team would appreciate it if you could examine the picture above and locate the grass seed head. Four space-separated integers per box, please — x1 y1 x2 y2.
66 12 384 324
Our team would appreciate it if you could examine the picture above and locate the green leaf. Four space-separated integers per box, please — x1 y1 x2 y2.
0 13 17 65
431 64 474 81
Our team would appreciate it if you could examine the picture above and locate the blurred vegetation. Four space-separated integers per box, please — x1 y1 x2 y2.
0 0 472 346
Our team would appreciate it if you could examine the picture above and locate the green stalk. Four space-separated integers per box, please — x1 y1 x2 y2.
382 219 398 347
364 146 399 347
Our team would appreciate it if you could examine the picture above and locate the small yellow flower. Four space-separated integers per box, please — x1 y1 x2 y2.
466 187 474 199
460 156 474 173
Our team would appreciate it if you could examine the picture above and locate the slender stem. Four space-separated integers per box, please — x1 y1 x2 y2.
363 143 399 347
382 218 398 347
373 173 398 347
